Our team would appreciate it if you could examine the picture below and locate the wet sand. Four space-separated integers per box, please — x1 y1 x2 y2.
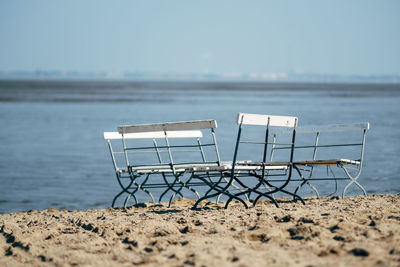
1 194 399 266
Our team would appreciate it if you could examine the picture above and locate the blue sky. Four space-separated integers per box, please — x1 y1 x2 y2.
0 0 399 75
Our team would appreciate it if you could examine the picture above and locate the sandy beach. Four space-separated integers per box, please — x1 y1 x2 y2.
1 194 399 266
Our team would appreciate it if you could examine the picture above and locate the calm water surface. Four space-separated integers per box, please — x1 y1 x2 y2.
0 80 399 213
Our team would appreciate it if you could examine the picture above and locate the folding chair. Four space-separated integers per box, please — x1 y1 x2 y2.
270 122 369 198
192 113 304 209
104 120 223 208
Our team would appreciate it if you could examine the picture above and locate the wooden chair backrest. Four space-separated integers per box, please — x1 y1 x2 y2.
233 113 298 167
105 120 220 173
269 122 370 165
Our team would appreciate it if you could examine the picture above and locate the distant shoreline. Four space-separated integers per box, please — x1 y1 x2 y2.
1 78 399 104
1 78 400 91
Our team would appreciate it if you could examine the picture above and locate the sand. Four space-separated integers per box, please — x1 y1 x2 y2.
1 194 399 266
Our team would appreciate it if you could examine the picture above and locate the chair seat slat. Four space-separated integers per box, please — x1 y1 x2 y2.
294 159 360 166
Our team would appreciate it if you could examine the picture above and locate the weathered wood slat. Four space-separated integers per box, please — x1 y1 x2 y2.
104 130 203 140
187 164 288 172
237 113 297 127
294 159 360 166
270 122 370 135
117 120 217 134
296 122 370 134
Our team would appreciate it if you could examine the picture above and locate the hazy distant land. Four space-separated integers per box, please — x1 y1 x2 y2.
0 70 399 83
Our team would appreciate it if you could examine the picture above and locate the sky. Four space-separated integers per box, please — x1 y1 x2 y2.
0 0 399 76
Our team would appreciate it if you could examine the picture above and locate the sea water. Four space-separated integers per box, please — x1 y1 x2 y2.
0 80 399 213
